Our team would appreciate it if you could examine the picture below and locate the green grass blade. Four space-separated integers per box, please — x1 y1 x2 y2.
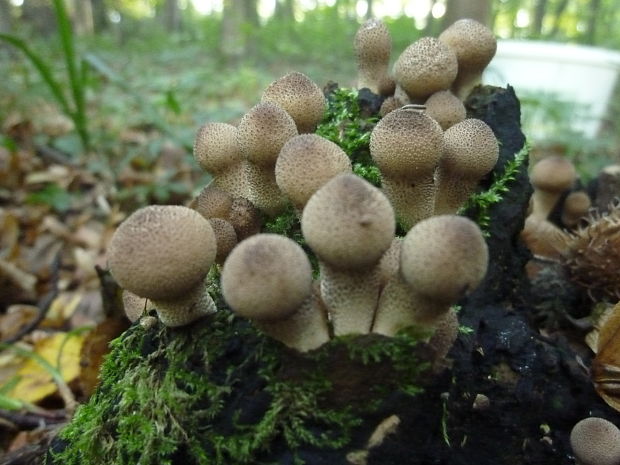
0 33 72 118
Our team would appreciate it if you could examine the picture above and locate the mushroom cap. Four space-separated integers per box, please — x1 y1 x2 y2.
208 218 238 264
370 107 444 179
400 215 488 305
438 19 497 73
122 290 147 323
301 174 395 270
570 417 620 465
193 122 243 174
193 184 233 219
424 90 466 130
354 18 391 66
393 37 458 100
108 205 216 300
228 196 262 240
441 118 499 178
261 72 326 134
379 96 403 117
275 134 352 209
221 234 312 321
237 102 298 166
530 156 576 193
563 191 591 217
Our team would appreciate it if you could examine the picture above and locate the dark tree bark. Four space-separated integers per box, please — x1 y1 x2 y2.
442 0 491 28
530 0 548 37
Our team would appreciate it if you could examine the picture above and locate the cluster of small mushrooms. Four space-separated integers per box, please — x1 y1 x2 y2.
107 17 500 358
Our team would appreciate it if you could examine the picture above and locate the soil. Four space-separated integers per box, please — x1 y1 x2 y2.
46 85 620 465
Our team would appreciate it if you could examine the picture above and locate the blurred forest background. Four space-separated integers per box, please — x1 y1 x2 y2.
0 0 619 459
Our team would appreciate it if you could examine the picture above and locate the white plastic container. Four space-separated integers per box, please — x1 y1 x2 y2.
483 40 620 139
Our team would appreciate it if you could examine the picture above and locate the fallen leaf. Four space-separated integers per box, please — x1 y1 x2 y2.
591 301 620 413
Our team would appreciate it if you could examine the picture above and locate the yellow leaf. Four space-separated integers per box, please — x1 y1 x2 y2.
8 332 85 404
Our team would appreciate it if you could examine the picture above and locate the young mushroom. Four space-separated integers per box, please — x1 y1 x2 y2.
193 123 249 198
354 18 394 96
424 90 466 130
561 191 591 228
438 18 497 99
570 417 620 465
221 233 330 352
261 72 326 134
301 174 395 335
107 205 217 327
434 118 499 215
275 134 352 213
393 37 458 101
207 218 238 264
237 102 298 215
370 106 444 228
373 215 488 336
529 156 577 220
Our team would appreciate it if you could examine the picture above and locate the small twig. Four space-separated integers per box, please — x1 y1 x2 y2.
0 409 67 429
34 144 77 167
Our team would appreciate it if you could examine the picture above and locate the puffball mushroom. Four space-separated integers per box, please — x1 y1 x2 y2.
570 417 620 465
373 215 488 336
122 290 147 323
192 184 234 220
369 106 444 229
434 118 499 215
424 90 466 130
193 122 249 198
261 72 326 134
354 18 394 96
107 205 217 327
438 18 497 99
561 190 591 228
529 156 577 220
301 174 395 335
393 37 458 101
237 102 298 215
221 234 330 352
275 134 352 212
208 218 238 264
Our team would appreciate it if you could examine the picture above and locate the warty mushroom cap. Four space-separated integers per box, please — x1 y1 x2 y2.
237 102 298 166
227 196 262 240
208 218 238 264
400 215 488 305
530 156 576 193
570 417 620 465
438 18 497 74
441 118 499 179
275 134 352 209
369 107 444 179
354 18 391 66
424 90 466 130
393 37 458 100
193 122 243 174
301 174 395 270
261 72 326 134
192 185 234 220
562 191 591 227
221 234 313 321
122 290 148 323
107 205 217 301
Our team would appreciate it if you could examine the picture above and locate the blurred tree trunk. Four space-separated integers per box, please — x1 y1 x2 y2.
423 0 439 35
221 0 246 63
365 0 373 19
91 0 108 32
443 0 491 27
160 0 181 32
275 0 295 20
243 0 259 27
73 0 94 35
584 0 602 44
21 0 56 35
550 0 570 37
530 0 548 37
0 0 12 33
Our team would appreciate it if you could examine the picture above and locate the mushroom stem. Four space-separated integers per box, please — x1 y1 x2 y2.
210 160 250 199
151 278 216 328
246 162 286 216
433 175 475 215
381 176 436 229
319 261 382 336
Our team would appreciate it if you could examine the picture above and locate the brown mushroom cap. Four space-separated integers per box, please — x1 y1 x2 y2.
221 234 312 321
208 218 238 264
570 417 620 465
122 290 148 323
370 107 444 179
393 37 458 100
424 90 466 130
379 96 403 117
237 102 298 166
439 19 497 74
562 191 591 227
301 174 395 270
192 185 234 220
227 197 262 240
440 118 499 178
261 72 326 134
107 205 216 301
275 134 352 209
193 122 243 174
354 18 392 95
400 215 488 305
530 156 577 192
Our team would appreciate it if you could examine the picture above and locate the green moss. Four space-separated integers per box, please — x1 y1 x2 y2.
50 307 428 465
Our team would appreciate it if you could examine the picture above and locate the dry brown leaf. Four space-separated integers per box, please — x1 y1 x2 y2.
591 301 620 413
0 208 20 260
0 305 40 340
